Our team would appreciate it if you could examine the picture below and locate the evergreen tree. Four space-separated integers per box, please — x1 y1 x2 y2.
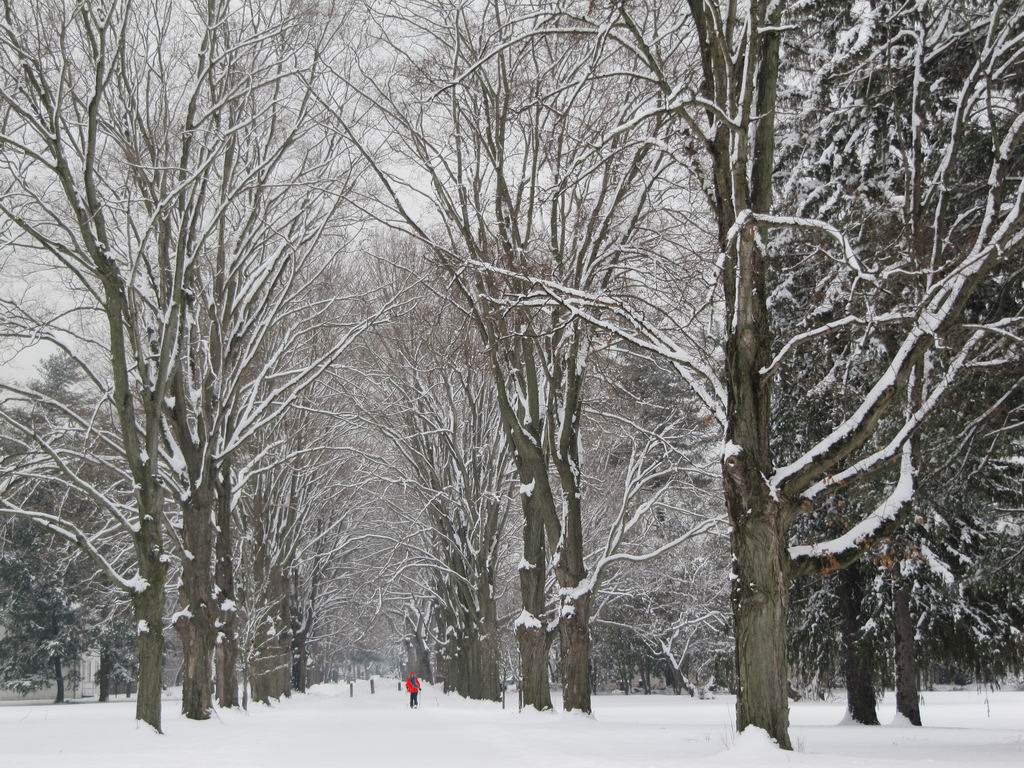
0 522 90 701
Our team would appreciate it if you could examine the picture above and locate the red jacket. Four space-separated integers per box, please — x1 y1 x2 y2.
405 675 421 693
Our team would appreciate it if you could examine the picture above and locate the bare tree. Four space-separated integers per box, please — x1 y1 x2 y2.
0 0 195 730
0 0 390 721
235 401 365 705
354 283 514 699
325 0 685 712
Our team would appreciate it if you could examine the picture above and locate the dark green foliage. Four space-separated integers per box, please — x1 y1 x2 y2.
0 522 89 697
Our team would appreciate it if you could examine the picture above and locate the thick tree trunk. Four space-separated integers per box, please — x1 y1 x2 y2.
515 482 552 711
176 487 217 720
250 565 293 704
415 635 432 682
557 594 592 712
553 449 592 714
477 587 501 701
450 629 469 697
242 662 249 710
690 0 789 745
722 317 791 746
215 631 238 708
53 655 64 703
132 528 167 732
250 653 272 705
894 576 922 725
275 567 294 699
251 639 290 704
720 206 791 748
178 613 215 718
98 647 111 703
432 501 502 703
515 613 550 710
724 392 792 745
447 618 470 698
403 618 433 683
291 567 319 695
443 581 502 702
292 630 308 694
133 593 164 728
214 465 239 708
839 565 879 725
729 506 792 749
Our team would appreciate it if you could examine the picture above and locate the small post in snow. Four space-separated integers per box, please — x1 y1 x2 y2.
349 680 354 698
370 679 375 695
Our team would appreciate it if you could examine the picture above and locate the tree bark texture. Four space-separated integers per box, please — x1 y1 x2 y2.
839 565 879 725
894 576 922 725
403 616 433 683
176 485 217 720
720 222 792 749
250 565 293 704
52 655 64 704
515 474 553 711
214 465 239 708
98 647 111 703
132 518 168 732
552 431 592 714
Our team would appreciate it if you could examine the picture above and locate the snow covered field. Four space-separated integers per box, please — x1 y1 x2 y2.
1 681 1021 768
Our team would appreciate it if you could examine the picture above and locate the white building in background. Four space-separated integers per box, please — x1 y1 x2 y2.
0 650 101 702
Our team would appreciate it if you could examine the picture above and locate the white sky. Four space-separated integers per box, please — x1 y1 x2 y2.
0 258 78 384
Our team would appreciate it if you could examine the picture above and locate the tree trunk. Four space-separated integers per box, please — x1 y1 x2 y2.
177 597 215 718
215 630 238 708
720 200 791 748
251 654 270 705
242 662 249 710
176 487 217 720
132 529 167 732
454 632 470 698
728 503 791 748
250 565 293 704
214 464 239 708
639 658 651 694
515 481 552 711
663 658 686 695
291 565 319 695
839 565 879 725
721 274 790 741
98 647 111 703
251 638 285 705
438 532 502 702
689 0 790 745
894 576 922 725
403 617 433 683
53 655 64 703
553 448 592 714
292 630 308 694
477 586 501 701
275 567 294 699
557 595 592 712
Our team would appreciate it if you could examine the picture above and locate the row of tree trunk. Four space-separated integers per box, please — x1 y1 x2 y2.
437 596 501 701
840 564 921 726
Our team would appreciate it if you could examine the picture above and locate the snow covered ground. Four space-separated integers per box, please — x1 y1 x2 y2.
1 680 1021 768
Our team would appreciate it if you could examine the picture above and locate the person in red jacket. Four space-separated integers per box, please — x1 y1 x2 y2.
405 672 421 709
